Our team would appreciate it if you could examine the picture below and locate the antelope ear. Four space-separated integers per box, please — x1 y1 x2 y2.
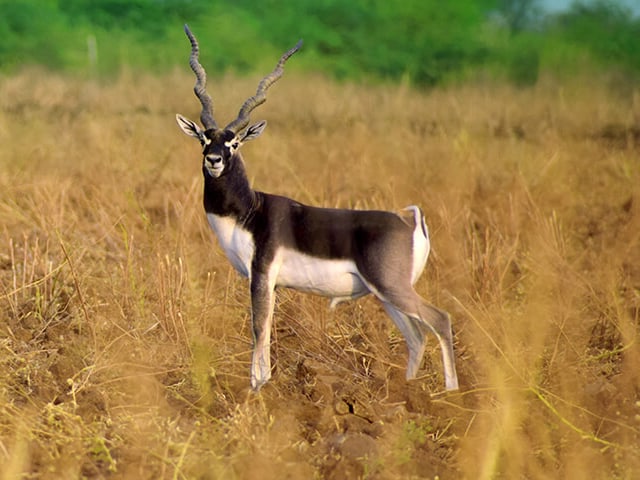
240 120 267 142
176 114 206 143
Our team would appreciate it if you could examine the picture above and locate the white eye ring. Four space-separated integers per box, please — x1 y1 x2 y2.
225 139 240 150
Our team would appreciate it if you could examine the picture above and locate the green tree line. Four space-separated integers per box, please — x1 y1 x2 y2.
0 0 638 85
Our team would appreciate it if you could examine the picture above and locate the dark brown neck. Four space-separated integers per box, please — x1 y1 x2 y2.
203 154 257 222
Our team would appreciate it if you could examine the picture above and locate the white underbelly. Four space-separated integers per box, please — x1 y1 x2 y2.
276 249 368 299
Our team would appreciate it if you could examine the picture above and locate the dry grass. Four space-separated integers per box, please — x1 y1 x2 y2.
0 68 639 479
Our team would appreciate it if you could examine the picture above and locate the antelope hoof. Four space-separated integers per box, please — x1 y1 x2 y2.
445 377 459 392
250 364 271 391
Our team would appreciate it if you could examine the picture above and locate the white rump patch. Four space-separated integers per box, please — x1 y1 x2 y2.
403 205 430 284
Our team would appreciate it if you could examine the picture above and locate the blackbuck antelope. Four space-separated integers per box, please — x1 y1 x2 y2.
176 25 459 392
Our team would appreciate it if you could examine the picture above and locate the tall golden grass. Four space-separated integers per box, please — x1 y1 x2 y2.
0 69 638 479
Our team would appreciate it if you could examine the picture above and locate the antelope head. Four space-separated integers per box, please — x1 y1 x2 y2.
176 24 302 179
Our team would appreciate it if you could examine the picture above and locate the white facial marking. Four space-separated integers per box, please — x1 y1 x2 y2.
224 138 241 152
203 137 212 145
205 154 224 178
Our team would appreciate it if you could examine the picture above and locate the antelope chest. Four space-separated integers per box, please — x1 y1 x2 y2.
206 213 254 278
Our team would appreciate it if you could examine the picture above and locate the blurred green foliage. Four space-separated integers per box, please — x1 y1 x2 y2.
0 0 637 85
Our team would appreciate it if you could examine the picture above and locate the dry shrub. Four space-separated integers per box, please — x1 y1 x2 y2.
0 69 639 478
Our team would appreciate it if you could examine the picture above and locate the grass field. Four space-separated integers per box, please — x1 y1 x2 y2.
0 69 639 479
